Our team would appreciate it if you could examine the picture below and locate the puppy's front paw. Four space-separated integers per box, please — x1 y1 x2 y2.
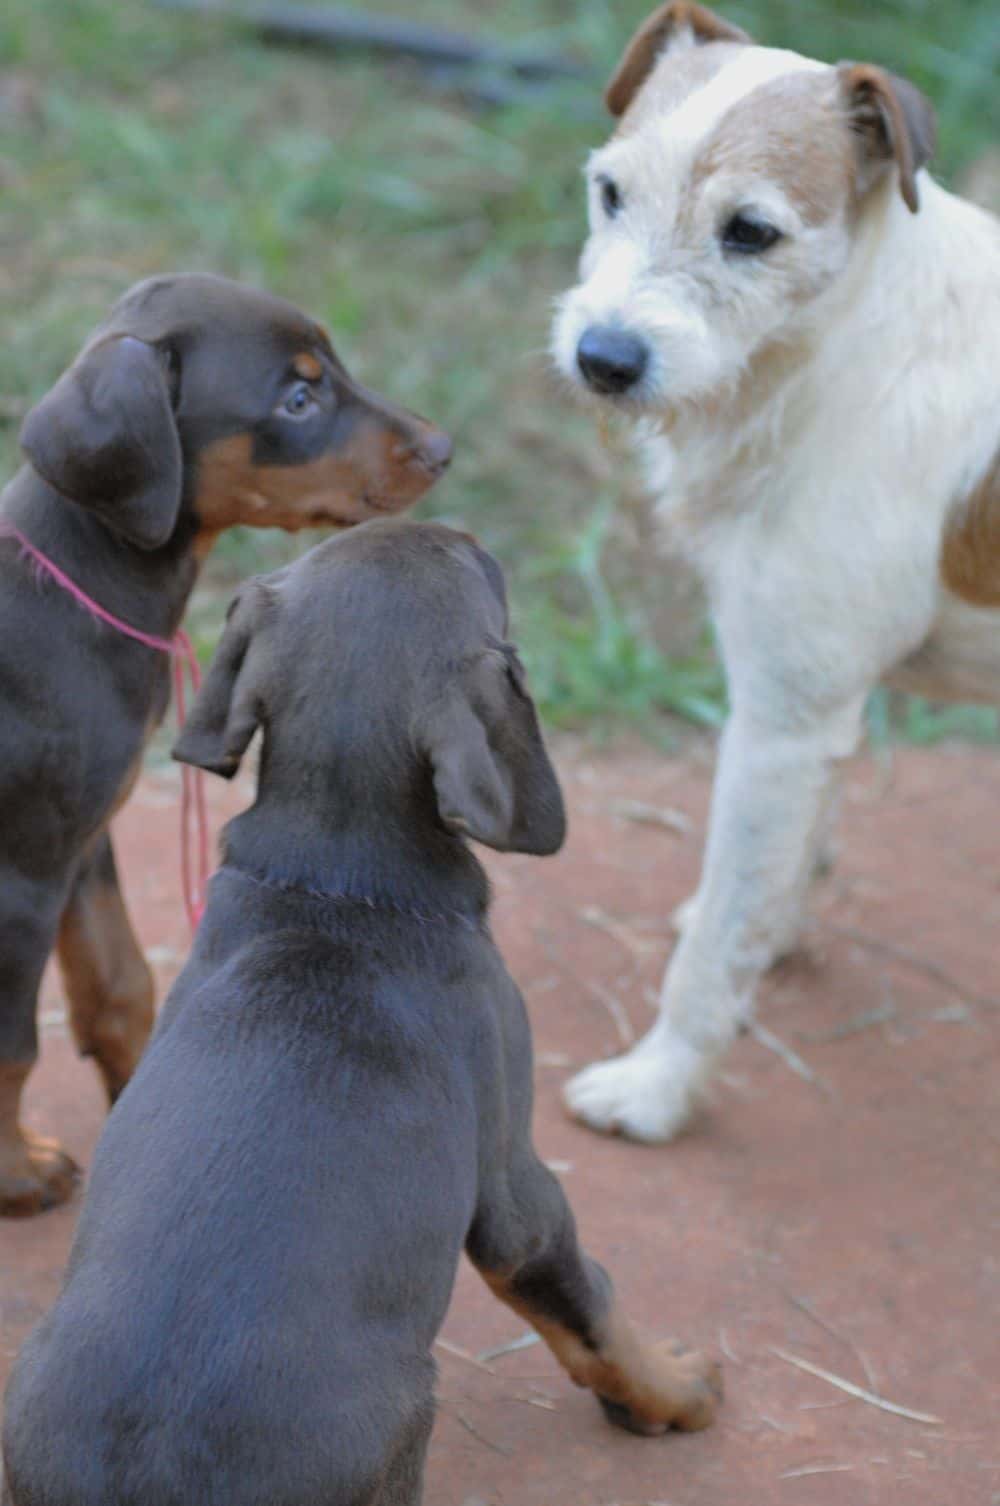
563 1035 707 1143
660 1343 723 1432
597 1394 668 1437
597 1343 722 1436
0 1130 80 1218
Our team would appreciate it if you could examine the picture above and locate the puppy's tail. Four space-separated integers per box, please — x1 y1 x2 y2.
940 446 1000 606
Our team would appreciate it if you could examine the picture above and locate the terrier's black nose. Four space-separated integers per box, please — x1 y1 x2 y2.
576 326 648 395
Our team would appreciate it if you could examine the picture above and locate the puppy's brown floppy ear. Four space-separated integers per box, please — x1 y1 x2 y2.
422 644 566 856
838 63 936 214
172 583 271 779
606 2 750 117
19 335 182 551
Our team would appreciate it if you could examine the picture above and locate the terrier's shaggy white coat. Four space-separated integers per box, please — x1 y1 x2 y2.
553 3 1000 1141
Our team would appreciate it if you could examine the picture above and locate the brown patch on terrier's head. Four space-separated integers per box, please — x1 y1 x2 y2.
690 71 856 228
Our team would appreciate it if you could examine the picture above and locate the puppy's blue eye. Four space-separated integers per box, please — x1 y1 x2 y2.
599 176 623 218
721 212 783 255
282 383 315 418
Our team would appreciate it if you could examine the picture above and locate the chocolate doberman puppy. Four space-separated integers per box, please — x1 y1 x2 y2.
0 274 450 1215
2 521 720 1506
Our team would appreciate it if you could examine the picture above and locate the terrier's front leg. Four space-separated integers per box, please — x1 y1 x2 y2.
565 698 864 1142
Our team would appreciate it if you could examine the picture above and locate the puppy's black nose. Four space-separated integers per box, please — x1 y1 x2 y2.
401 422 453 476
576 326 648 395
418 425 453 474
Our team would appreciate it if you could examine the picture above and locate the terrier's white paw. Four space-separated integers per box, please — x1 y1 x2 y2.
563 1035 708 1143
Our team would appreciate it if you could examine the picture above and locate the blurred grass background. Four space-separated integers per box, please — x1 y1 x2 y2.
1 0 999 740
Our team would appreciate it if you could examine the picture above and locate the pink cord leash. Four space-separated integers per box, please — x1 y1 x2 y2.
0 521 209 934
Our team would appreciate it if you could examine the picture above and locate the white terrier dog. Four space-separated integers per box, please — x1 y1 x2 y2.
552 2 1000 1142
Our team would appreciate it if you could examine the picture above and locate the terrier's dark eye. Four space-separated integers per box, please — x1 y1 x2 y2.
281 383 316 418
599 176 623 218
721 212 783 255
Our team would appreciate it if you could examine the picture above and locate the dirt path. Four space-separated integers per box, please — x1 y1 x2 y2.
2 742 999 1505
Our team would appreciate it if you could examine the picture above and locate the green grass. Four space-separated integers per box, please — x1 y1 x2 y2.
2 0 998 738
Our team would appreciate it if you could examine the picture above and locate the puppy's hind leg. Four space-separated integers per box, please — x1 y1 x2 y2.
468 1152 720 1435
0 881 79 1216
57 832 155 1105
371 1399 434 1506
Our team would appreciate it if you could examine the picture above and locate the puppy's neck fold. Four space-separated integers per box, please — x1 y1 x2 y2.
217 863 487 932
219 792 491 928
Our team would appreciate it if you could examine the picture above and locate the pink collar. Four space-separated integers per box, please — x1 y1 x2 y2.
0 520 209 933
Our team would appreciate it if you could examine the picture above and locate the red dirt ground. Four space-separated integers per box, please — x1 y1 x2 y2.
2 741 999 1506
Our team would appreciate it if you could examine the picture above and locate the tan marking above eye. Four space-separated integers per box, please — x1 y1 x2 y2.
291 352 323 382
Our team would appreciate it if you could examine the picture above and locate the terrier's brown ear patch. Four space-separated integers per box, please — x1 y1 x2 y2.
605 2 751 118
838 62 936 213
